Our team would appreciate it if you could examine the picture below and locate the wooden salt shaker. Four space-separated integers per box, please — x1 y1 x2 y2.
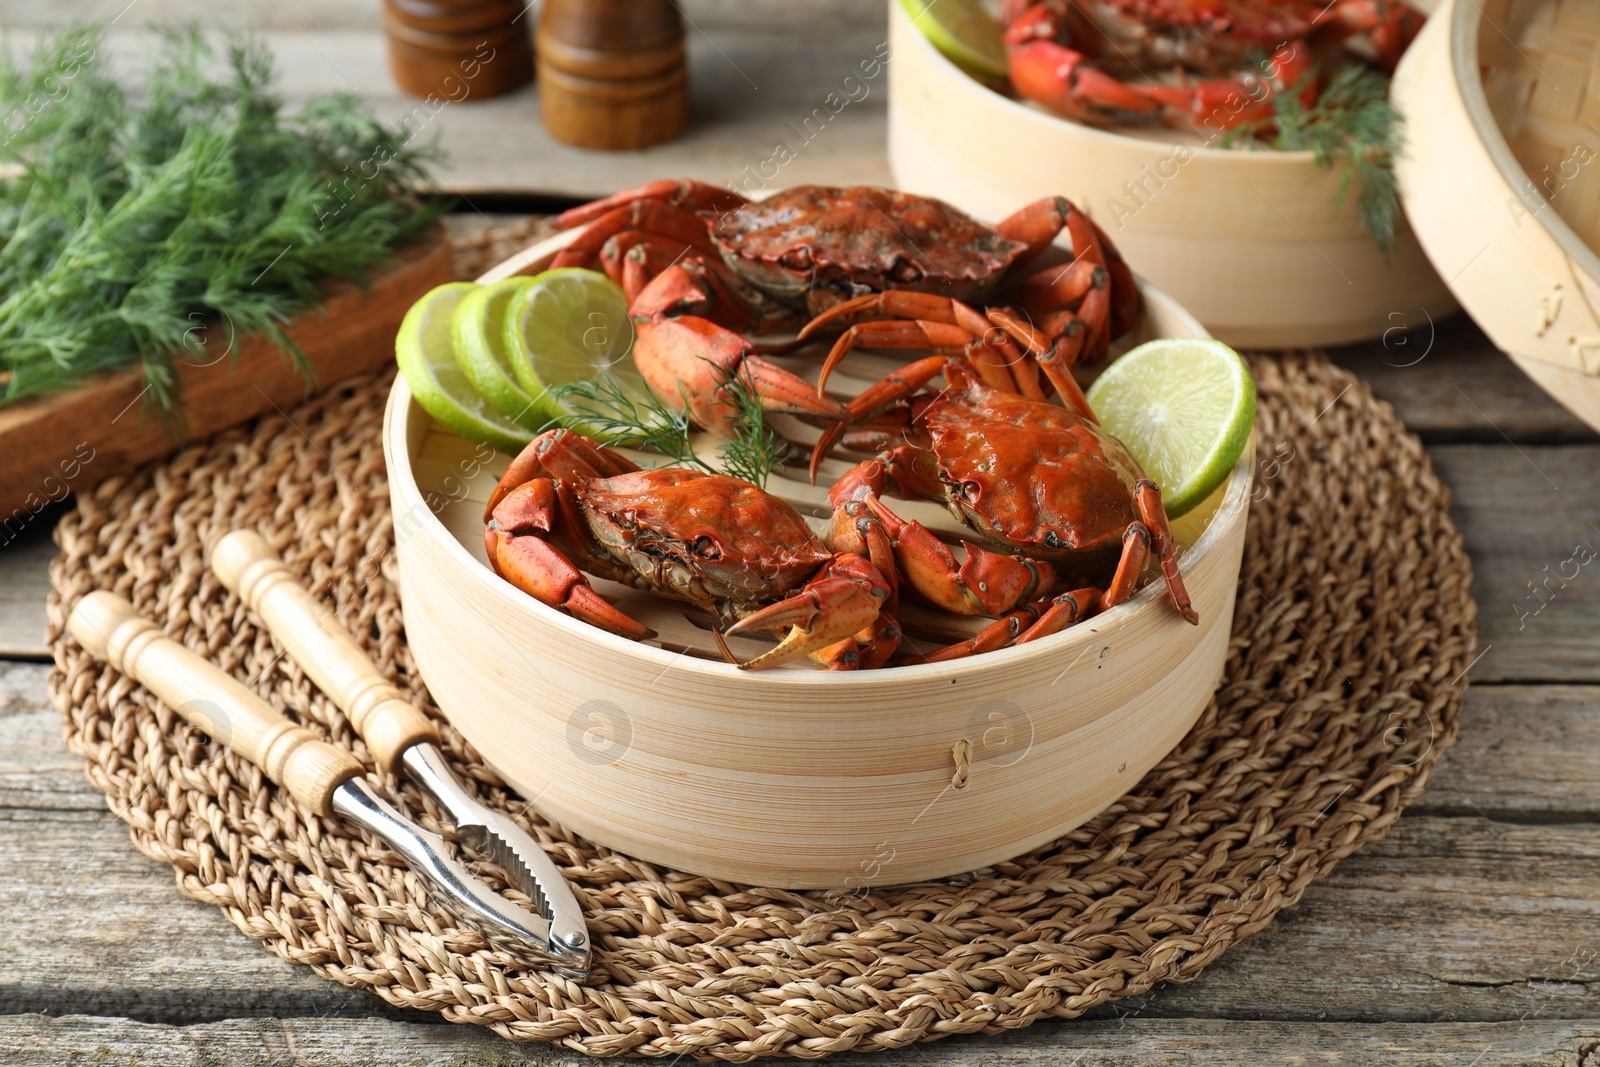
536 0 689 150
382 0 534 102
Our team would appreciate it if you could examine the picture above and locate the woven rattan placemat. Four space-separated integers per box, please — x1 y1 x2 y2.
46 235 1477 1060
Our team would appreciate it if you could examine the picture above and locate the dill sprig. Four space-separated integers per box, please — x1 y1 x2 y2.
547 370 792 489
0 25 444 418
1223 64 1404 254
716 372 792 488
548 374 700 466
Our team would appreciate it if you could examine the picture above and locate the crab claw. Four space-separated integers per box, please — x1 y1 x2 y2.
1006 40 1164 126
724 556 893 670
633 264 846 437
487 482 656 641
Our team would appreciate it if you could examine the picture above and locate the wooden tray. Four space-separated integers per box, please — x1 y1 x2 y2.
382 224 1254 888
0 230 454 527
885 0 1459 349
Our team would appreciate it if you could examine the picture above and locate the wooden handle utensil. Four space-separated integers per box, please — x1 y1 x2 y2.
66 591 363 816
67 582 588 975
210 531 438 773
209 529 591 970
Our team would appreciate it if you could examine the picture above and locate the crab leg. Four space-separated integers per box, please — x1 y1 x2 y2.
1034 319 1089 403
986 308 1094 418
1097 483 1198 624
809 356 949 483
908 585 1100 663
1099 522 1151 613
723 555 896 671
554 179 748 230
1093 219 1140 337
1014 259 1103 320
1077 284 1113 363
486 481 655 640
833 404 916 454
551 200 723 271
866 495 1050 617
1135 479 1200 624
992 195 1134 357
804 292 1024 397
822 494 899 607
807 614 903 671
1015 587 1103 644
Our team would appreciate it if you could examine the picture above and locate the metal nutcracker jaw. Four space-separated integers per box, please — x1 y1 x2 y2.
332 773 590 978
399 741 591 974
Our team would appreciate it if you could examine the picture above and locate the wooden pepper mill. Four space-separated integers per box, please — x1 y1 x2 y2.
536 0 689 150
382 0 534 102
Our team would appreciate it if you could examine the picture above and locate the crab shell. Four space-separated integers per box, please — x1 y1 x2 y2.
576 468 832 614
708 185 1028 315
925 375 1146 582
1061 0 1321 75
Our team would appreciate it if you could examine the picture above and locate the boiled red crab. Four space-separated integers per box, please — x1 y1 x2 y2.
813 357 1197 663
547 181 1140 436
1002 0 1424 131
483 428 900 671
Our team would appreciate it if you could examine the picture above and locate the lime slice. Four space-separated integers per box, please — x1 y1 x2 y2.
901 0 1009 81
502 267 652 435
1086 338 1256 519
396 282 535 455
451 277 545 430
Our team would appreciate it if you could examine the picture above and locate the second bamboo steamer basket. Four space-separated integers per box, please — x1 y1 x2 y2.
384 222 1254 889
1391 0 1600 434
885 0 1459 349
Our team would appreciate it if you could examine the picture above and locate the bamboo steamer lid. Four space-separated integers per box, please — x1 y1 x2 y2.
1392 0 1600 431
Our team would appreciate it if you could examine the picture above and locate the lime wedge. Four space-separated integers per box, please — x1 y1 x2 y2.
396 282 536 455
901 0 1009 81
502 267 653 435
1086 338 1256 519
451 277 545 430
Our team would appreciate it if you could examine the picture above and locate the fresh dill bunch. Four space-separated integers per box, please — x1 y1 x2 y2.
0 25 445 418
546 369 792 489
1223 63 1404 254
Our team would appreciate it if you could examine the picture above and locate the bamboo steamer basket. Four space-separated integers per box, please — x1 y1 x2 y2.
885 0 1459 349
383 224 1253 889
1391 0 1600 433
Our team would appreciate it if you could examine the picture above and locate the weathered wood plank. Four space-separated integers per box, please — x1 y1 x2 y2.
1418 685 1600 822
1326 317 1600 444
0 521 54 661
8 1013 1600 1066
1431 445 1600 683
6 647 1600 1026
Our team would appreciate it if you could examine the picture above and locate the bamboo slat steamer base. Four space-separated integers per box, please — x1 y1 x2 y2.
44 261 1478 1062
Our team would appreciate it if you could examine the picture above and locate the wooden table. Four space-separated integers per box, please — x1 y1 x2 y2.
6 3 1600 1064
